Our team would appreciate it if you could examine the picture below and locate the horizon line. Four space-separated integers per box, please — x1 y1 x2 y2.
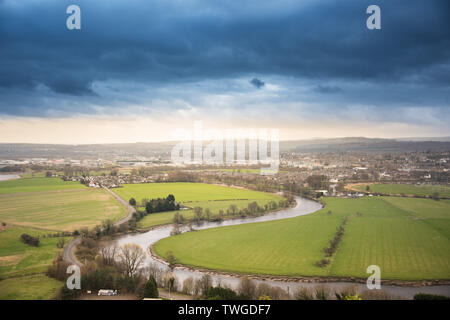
1 136 449 146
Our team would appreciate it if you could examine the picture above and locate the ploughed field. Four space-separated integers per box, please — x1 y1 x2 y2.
114 182 284 228
154 196 450 281
0 177 126 299
353 183 450 198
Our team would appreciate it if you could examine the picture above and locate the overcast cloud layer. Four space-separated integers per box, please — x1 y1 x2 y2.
0 0 449 138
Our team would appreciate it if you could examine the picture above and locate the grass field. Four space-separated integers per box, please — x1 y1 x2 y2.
154 196 450 280
0 177 85 195
0 178 126 231
0 177 126 299
0 226 71 278
0 274 63 300
353 183 450 197
114 183 283 228
0 225 70 300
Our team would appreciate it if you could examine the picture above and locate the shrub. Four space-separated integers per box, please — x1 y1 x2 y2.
360 289 393 300
165 251 177 269
315 259 330 268
413 293 450 300
344 294 362 300
335 286 358 300
56 238 65 249
206 287 239 300
58 284 79 300
47 253 70 281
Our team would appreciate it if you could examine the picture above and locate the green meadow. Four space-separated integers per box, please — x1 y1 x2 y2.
0 274 63 300
0 226 71 279
0 177 126 299
114 182 283 228
0 178 126 231
154 196 450 280
355 183 450 197
0 226 71 300
0 177 85 195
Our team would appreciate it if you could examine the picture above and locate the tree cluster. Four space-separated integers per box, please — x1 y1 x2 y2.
145 194 179 214
20 233 40 247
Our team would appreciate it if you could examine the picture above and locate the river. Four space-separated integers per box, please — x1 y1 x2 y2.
113 196 450 299
0 174 20 181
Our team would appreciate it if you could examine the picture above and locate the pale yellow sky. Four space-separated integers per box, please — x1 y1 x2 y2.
0 116 445 144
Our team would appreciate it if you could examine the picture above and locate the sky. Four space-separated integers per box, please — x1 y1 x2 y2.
0 0 449 144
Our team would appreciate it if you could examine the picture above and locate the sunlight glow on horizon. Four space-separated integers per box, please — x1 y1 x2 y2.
0 115 447 144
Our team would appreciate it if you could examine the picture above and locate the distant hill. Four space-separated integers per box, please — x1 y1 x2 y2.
0 142 175 159
279 137 450 153
0 137 449 159
396 137 450 142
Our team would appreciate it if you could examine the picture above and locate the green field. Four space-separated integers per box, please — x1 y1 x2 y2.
0 177 126 299
0 225 70 300
0 274 63 300
0 178 126 231
154 196 450 280
354 183 450 197
0 177 85 195
0 226 71 278
114 183 283 228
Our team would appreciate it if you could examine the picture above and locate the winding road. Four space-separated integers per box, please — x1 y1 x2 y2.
63 186 136 267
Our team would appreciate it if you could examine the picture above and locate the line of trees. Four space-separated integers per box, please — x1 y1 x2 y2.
170 199 293 234
316 216 349 267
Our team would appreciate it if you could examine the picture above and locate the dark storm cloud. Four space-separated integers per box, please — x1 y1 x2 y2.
314 85 343 94
0 0 449 117
250 78 265 89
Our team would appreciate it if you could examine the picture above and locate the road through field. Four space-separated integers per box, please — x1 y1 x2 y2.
103 187 136 227
63 187 136 267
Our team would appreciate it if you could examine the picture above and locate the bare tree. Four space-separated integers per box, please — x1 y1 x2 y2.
229 204 238 215
100 244 118 266
182 277 194 295
238 277 256 299
198 274 212 296
118 243 145 277
146 262 164 287
193 207 203 223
